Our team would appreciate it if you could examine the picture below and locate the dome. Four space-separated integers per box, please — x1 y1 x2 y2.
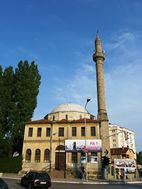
50 103 88 114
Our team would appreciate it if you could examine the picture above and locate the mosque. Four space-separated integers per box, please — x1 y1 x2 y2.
21 34 136 180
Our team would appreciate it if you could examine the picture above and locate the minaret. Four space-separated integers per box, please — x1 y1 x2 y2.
93 33 110 157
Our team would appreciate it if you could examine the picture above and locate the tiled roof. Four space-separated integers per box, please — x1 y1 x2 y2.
26 118 98 124
111 147 130 155
26 119 52 124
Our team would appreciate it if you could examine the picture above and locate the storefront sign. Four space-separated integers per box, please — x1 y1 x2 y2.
114 159 136 173
65 139 102 152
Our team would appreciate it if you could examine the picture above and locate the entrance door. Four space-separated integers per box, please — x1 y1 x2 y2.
55 152 66 170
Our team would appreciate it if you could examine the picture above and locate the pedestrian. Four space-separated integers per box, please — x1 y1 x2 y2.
80 166 86 179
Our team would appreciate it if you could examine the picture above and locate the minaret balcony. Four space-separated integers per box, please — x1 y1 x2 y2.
93 52 105 62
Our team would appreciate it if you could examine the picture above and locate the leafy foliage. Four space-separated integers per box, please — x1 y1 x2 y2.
137 152 142 165
0 155 22 173
0 61 41 156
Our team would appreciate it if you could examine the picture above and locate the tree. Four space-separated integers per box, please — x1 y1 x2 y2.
2 67 15 138
0 66 3 138
0 61 41 156
137 152 142 165
13 60 41 153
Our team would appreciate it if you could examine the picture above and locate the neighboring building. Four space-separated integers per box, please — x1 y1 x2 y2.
111 147 136 161
109 124 137 180
109 123 136 156
22 103 101 176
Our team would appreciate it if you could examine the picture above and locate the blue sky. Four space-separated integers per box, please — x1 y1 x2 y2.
0 0 142 152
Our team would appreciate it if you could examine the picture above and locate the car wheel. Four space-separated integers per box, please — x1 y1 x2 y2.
21 181 23 186
28 183 32 189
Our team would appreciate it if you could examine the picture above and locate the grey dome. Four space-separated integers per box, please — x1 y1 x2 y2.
50 103 88 113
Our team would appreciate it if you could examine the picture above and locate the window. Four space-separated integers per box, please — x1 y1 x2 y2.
72 127 76 136
91 127 96 136
53 115 55 121
81 127 85 136
46 128 51 137
44 149 50 162
35 149 40 162
25 149 31 162
37 128 42 137
72 152 77 163
28 128 33 137
65 114 68 120
59 127 64 136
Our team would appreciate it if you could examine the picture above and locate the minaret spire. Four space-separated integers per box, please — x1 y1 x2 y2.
92 33 110 162
93 33 107 121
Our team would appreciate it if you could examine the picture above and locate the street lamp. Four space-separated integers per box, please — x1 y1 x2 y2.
49 123 56 172
84 98 91 180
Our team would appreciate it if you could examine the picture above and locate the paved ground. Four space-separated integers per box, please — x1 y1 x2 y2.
1 173 142 185
2 178 142 189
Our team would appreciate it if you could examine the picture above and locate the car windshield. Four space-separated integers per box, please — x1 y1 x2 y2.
31 172 50 179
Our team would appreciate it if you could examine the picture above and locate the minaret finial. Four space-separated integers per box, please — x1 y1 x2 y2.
96 30 99 40
93 32 105 61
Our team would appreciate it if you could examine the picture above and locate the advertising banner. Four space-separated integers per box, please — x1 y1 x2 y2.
114 159 136 173
65 139 102 152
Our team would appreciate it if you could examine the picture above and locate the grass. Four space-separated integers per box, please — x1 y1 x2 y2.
0 155 22 173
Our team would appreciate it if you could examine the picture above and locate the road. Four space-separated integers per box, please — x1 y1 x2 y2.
3 178 142 189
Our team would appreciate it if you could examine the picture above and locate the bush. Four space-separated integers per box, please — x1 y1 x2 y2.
0 155 22 173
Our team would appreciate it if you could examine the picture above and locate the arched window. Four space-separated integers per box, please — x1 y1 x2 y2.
25 149 31 162
44 149 50 162
35 149 40 162
56 145 65 151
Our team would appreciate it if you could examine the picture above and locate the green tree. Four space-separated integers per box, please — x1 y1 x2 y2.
2 66 15 137
13 60 41 153
0 66 4 138
0 61 41 156
137 152 142 165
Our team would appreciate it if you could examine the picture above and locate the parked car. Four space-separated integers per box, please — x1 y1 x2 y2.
21 171 51 189
0 178 9 189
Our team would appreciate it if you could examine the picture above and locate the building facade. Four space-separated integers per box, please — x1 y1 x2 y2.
22 103 101 176
109 123 136 157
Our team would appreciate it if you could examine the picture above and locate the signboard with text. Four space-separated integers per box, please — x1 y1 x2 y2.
65 139 102 152
114 159 136 173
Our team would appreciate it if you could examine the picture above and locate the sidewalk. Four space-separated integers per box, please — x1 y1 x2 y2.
1 173 142 185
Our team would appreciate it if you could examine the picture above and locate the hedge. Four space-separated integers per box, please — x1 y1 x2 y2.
0 155 22 173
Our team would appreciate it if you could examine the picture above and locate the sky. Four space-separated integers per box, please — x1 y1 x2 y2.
0 0 142 152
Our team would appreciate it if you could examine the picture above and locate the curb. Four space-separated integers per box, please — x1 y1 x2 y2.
2 176 142 185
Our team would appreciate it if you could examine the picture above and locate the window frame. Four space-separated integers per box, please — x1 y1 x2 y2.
37 128 42 137
35 149 41 162
72 127 77 137
59 127 64 137
28 128 33 137
81 127 85 136
46 128 51 137
91 126 96 136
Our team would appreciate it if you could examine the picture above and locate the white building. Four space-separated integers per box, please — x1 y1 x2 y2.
109 123 136 156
